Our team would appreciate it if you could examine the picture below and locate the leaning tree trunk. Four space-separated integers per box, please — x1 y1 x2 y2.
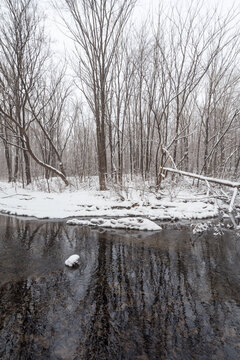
22 129 69 186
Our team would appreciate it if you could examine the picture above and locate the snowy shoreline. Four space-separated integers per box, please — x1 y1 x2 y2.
0 179 220 224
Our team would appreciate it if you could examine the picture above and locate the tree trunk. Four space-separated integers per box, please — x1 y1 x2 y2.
23 149 31 185
3 141 12 182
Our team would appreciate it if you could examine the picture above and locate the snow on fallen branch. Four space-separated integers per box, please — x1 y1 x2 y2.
163 167 239 213
163 167 240 188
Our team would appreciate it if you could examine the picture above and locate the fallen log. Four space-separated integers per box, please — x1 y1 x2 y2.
162 167 240 213
163 167 240 188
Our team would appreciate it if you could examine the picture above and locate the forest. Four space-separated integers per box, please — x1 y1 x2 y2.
1 3 240 359
0 0 239 190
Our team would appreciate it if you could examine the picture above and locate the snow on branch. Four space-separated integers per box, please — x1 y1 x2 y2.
163 167 240 188
163 167 239 213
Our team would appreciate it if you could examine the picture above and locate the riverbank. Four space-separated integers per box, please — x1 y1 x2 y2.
0 177 221 221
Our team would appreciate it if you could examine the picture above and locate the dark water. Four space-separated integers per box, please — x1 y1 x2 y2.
0 216 240 360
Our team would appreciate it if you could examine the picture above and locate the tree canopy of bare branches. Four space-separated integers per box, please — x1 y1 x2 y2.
0 0 239 189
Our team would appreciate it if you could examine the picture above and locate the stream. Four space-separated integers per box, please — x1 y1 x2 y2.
0 215 240 359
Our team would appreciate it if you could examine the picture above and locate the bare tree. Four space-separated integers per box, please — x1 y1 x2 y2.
58 0 136 190
0 0 70 185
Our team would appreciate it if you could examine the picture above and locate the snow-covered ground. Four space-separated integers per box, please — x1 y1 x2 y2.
0 178 219 221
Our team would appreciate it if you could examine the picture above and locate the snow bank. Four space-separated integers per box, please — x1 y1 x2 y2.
67 217 162 231
0 179 219 220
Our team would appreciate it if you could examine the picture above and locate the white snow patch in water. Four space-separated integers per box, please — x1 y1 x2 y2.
65 254 80 267
192 223 209 234
67 217 162 231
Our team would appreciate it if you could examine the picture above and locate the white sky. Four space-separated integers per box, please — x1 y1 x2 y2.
41 0 239 62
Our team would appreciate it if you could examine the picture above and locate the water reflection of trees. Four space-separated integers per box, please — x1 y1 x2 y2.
75 231 240 359
0 217 240 359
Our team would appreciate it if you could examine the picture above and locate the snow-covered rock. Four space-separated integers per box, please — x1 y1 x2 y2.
65 254 80 267
67 217 162 231
213 227 223 236
192 223 209 234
